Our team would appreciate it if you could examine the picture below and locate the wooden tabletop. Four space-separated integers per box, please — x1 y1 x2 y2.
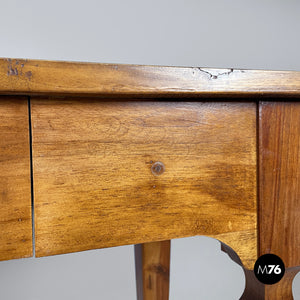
0 58 300 98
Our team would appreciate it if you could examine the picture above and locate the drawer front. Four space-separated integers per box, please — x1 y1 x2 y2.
32 99 257 267
0 97 32 261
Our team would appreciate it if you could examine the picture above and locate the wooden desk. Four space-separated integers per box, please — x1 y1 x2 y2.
0 58 299 299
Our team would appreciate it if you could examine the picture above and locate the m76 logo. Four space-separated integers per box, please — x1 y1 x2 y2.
254 254 285 284
257 264 282 275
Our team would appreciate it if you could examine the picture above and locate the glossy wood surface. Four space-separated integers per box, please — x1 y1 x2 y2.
0 96 32 260
31 99 257 268
265 266 300 300
259 102 300 268
0 58 300 98
135 240 170 300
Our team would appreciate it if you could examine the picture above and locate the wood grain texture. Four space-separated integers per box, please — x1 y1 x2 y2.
0 96 32 261
265 266 300 300
213 229 257 270
31 99 257 268
135 241 170 300
0 58 300 98
259 102 300 269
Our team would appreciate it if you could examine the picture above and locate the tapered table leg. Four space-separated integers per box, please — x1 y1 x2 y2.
135 240 170 300
259 102 300 299
265 266 300 300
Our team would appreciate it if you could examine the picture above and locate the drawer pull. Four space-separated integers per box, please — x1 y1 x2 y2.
151 162 165 176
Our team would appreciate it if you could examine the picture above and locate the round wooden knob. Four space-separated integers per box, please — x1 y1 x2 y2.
151 162 165 176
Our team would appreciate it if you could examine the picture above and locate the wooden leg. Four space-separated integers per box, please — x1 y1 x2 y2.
259 102 300 299
135 240 170 300
265 266 300 300
240 267 300 299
